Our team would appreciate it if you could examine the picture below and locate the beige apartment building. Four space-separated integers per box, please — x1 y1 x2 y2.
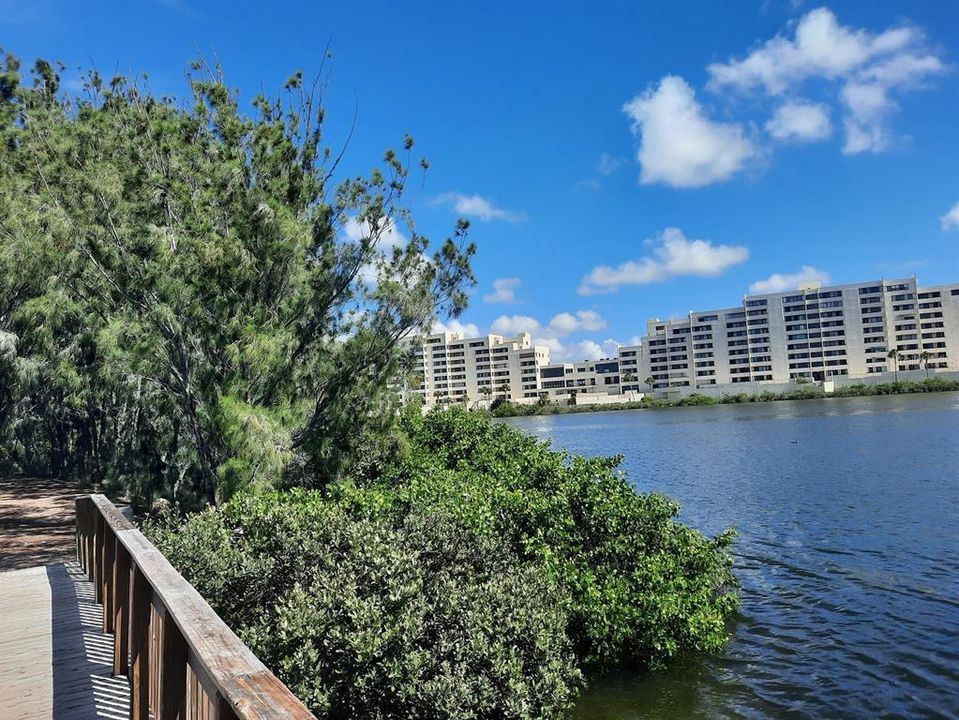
538 358 622 401
398 331 551 408
634 277 959 391
395 276 958 407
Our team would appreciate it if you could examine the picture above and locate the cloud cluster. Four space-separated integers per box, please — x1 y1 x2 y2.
432 319 481 337
432 193 526 222
708 7 946 155
490 310 606 339
482 277 521 304
487 310 612 363
534 337 623 363
579 227 749 295
625 8 946 186
765 101 832 142
940 201 959 231
623 76 756 188
748 265 831 294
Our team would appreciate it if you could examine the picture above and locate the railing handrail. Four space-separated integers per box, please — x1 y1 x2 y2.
76 493 316 720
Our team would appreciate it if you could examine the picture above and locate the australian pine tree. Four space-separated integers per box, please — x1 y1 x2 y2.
0 52 475 506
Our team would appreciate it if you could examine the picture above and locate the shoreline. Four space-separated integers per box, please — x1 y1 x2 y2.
487 378 959 418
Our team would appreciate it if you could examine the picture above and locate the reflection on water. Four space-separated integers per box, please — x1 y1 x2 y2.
501 393 959 719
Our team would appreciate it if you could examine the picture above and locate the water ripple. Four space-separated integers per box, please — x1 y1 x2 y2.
502 393 959 720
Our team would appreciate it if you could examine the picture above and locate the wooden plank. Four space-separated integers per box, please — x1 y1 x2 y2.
160 612 188 720
113 540 131 676
130 565 152 720
0 562 130 720
89 493 134 532
102 520 116 633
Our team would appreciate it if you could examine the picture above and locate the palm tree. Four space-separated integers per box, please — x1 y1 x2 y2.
887 348 900 383
920 350 931 379
621 369 636 386
498 380 511 397
479 385 493 408
644 376 654 390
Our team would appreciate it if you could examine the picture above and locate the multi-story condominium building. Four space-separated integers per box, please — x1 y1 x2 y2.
398 331 551 407
635 277 959 391
538 358 622 401
393 277 958 407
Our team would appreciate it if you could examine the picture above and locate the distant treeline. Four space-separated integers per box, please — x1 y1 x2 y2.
490 378 959 417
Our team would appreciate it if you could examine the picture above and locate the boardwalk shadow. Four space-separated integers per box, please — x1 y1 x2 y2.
47 563 129 720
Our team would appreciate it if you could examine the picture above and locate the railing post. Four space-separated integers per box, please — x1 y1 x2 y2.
130 567 152 720
75 496 83 567
160 612 187 720
113 539 130 675
85 500 91 574
103 524 116 632
93 514 103 591
77 497 89 574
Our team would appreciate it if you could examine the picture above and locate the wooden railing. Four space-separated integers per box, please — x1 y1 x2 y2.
75 494 316 720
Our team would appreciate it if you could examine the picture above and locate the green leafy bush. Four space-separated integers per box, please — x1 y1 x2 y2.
346 408 739 669
148 491 581 719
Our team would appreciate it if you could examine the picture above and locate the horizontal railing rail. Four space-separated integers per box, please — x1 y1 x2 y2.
76 493 316 720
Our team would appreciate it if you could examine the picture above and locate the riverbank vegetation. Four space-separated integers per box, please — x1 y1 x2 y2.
489 378 959 418
148 407 738 718
1 53 738 718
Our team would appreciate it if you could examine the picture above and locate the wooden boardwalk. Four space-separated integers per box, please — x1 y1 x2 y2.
0 562 130 720
0 480 315 720
0 478 130 719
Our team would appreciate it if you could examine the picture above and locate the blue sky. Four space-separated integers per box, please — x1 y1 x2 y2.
5 0 959 361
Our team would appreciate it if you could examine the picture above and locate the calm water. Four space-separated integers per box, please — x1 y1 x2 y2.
501 393 959 720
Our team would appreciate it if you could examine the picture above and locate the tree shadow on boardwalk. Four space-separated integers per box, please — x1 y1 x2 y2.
0 477 78 571
48 562 129 720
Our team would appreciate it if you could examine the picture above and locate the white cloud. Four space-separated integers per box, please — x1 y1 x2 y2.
486 309 612 362
748 265 831 294
343 215 407 250
839 81 897 154
860 52 945 86
941 201 959 231
432 193 526 222
483 277 520 304
622 76 756 188
579 227 749 295
432 319 481 337
534 337 566 357
343 216 409 287
547 310 606 335
766 100 832 141
539 338 617 363
491 315 540 336
577 340 605 361
601 338 624 357
596 152 625 176
491 310 607 339
707 8 917 94
707 7 945 155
